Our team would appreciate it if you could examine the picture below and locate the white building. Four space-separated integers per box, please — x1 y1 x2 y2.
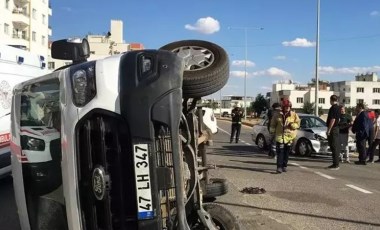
0 0 52 59
48 20 144 70
330 73 380 109
221 95 255 109
270 80 333 112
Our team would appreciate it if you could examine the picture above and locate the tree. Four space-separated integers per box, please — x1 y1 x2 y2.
252 94 267 115
302 101 314 114
318 106 324 117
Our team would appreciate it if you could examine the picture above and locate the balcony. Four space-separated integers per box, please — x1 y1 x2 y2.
48 26 52 36
48 6 52 16
9 34 30 48
12 10 29 28
14 0 29 6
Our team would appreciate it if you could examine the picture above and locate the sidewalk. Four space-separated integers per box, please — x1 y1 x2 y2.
217 117 261 127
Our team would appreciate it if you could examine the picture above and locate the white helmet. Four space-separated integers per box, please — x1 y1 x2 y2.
236 104 241 108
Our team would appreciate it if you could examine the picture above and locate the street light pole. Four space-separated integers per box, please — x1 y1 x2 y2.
315 0 320 116
228 26 263 120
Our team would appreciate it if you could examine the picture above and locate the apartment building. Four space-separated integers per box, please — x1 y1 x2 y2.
270 80 333 112
0 0 52 59
330 73 380 109
48 20 144 70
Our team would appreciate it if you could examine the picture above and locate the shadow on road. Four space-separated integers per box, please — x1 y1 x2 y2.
216 164 278 174
0 176 21 230
230 159 279 166
217 201 380 227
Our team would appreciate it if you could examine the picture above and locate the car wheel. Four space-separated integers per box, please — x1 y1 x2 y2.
203 203 241 230
203 178 228 198
296 138 312 156
256 134 267 149
160 40 229 98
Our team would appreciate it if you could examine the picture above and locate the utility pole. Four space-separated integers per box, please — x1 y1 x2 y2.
315 0 320 116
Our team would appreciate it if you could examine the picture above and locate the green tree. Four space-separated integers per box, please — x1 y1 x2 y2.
302 101 314 114
252 94 267 115
318 106 324 117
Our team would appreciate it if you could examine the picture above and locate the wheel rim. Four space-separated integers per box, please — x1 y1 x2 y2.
211 218 226 230
298 141 307 156
171 46 215 71
257 136 265 149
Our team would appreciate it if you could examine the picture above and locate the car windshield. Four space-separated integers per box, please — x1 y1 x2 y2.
299 116 326 129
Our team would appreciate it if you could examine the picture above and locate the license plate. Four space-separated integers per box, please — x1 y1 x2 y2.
133 144 154 219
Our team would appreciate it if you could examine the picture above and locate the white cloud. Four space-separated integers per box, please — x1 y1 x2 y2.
319 66 380 75
230 70 249 78
231 60 255 67
61 7 72 12
261 86 272 90
282 38 315 47
253 67 291 78
370 11 379 17
274 55 286 60
185 17 220 34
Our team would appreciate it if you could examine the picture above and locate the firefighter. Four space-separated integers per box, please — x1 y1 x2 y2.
270 99 300 173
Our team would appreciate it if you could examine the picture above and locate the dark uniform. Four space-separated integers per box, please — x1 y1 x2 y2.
327 103 341 168
338 112 352 162
230 107 244 143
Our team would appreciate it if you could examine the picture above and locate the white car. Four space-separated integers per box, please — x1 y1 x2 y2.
251 113 356 156
202 107 218 134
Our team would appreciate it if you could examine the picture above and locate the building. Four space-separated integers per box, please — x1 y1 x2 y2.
48 20 144 70
330 72 380 109
270 80 333 112
221 95 255 109
268 73 380 113
0 0 52 59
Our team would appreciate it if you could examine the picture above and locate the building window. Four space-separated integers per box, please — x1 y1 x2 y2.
32 9 37 19
319 98 325 104
4 23 9 34
373 88 380 93
373 100 380 105
296 97 303 103
357 87 364 93
32 31 36 41
5 0 10 9
48 62 55 70
357 99 364 104
41 35 45 45
42 14 46 24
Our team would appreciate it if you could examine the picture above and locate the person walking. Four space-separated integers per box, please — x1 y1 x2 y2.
267 103 281 158
352 103 371 165
338 105 352 163
269 99 300 173
368 110 380 163
230 104 244 143
326 95 341 170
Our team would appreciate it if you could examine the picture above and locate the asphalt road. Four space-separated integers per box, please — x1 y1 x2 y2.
210 119 380 230
1 120 380 230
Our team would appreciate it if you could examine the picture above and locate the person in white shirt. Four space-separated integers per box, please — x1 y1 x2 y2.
368 109 380 163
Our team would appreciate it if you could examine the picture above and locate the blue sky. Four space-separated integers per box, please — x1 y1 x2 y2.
50 0 380 99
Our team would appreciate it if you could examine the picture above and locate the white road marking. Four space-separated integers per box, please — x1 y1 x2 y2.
245 143 252 146
346 184 373 194
314 172 335 180
290 162 308 169
218 127 230 135
290 162 300 166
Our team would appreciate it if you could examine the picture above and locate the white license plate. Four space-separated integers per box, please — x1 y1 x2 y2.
133 144 154 219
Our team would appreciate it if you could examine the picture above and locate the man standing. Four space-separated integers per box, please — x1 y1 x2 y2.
352 103 370 165
368 110 380 163
326 95 341 170
338 105 352 163
230 104 244 143
267 103 281 158
270 99 300 173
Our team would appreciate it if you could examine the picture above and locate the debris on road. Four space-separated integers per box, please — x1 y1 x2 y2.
240 187 266 194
